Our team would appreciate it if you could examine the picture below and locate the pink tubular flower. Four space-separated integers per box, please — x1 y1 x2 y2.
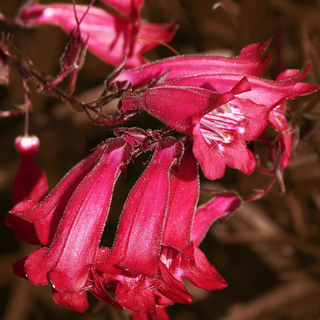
3 0 177 67
12 135 48 206
267 102 295 168
101 137 183 278
266 68 313 167
162 183 241 304
6 138 132 312
112 43 318 179
169 69 317 178
8 135 48 245
118 78 252 180
107 38 273 90
94 142 240 318
155 147 229 313
7 142 105 246
96 137 192 314
159 149 241 300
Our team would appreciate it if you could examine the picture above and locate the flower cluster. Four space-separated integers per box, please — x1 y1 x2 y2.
1 0 319 319
107 40 317 180
6 132 241 318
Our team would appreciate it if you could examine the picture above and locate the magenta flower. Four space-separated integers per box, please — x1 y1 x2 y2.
6 131 242 317
2 0 177 67
107 38 273 90
7 135 48 245
159 149 241 296
12 135 48 206
268 102 298 168
117 76 252 180
114 53 318 179
6 138 132 312
266 68 312 167
170 70 317 178
6 139 110 246
154 188 242 318
157 147 229 307
93 142 240 317
102 137 183 278
95 138 192 313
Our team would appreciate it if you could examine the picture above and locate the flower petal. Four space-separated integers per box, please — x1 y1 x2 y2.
162 145 199 258
13 2 176 67
116 274 156 313
89 269 122 310
121 86 222 134
6 200 39 245
239 37 272 63
8 147 103 247
192 191 242 246
52 289 89 313
17 4 134 66
104 138 183 277
192 122 226 180
25 139 132 292
112 39 272 89
181 246 227 291
221 134 256 175
163 71 318 111
12 256 28 279
268 102 295 167
156 262 193 305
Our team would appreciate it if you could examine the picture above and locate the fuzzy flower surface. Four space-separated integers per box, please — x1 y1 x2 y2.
8 135 48 245
0 0 177 67
109 40 318 179
6 138 132 312
93 141 241 317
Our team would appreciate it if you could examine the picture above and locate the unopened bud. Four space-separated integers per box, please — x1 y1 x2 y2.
12 135 48 205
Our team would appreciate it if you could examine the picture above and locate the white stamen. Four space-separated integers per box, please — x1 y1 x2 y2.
200 104 244 146
221 103 232 113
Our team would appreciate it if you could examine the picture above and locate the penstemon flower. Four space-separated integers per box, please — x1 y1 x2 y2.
12 135 48 206
6 138 132 311
94 142 241 318
8 135 48 245
7 139 116 246
268 101 298 168
110 50 318 179
106 38 273 90
95 138 192 314
99 137 184 277
2 0 320 318
0 0 177 67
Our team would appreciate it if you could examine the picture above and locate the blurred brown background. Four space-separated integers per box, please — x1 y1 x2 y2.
1 0 320 319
